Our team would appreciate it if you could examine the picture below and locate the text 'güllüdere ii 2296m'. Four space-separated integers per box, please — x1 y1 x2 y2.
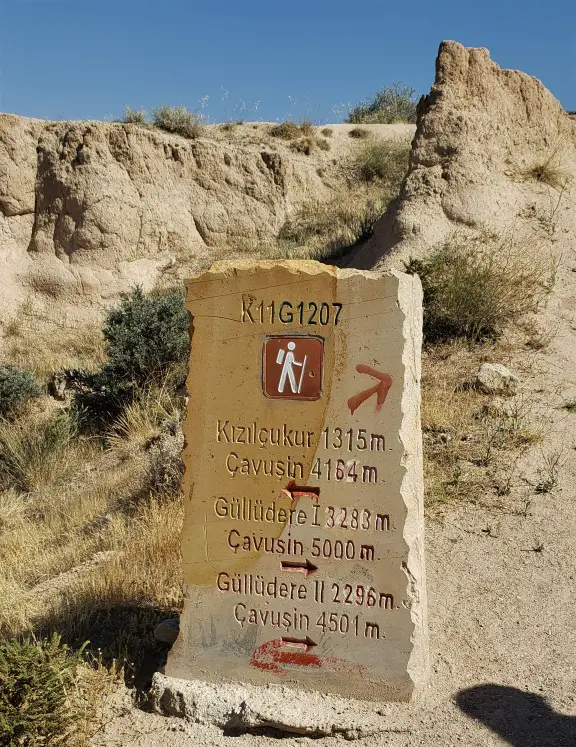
166 260 428 701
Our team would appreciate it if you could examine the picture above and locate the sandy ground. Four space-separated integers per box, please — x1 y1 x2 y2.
91 242 576 746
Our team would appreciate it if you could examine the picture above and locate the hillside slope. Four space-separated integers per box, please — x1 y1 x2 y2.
0 117 411 333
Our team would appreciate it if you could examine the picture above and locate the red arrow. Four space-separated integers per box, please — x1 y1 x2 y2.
280 559 318 576
347 364 392 415
250 638 321 674
250 639 363 676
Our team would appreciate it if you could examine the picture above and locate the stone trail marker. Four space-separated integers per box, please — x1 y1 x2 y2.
166 260 428 701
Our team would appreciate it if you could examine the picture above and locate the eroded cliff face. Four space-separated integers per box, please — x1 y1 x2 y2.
0 116 337 325
349 40 576 269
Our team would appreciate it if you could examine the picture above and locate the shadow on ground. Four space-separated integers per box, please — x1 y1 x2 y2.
37 600 176 692
456 684 576 747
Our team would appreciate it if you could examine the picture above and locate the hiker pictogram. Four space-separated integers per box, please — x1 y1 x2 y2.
263 336 324 400
276 341 306 394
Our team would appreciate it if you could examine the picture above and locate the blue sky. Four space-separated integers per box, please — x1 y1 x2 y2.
1 0 574 123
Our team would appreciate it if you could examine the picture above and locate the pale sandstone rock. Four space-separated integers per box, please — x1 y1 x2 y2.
348 40 576 270
475 363 519 396
166 260 427 702
0 114 411 337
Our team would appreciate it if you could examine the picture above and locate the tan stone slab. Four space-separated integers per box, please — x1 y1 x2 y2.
166 260 428 701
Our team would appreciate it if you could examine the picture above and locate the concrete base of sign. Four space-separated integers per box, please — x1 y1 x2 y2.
150 672 391 739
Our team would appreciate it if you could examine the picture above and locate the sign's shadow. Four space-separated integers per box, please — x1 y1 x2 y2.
456 684 576 747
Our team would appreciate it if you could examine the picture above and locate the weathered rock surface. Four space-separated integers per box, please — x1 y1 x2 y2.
150 673 390 738
349 40 576 269
0 116 412 339
475 363 519 396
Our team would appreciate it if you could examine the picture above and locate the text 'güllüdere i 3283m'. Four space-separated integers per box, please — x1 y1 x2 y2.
166 260 428 701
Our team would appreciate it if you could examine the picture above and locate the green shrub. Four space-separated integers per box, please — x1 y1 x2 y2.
0 635 86 746
355 140 410 183
0 365 41 418
347 82 418 124
405 233 553 342
74 287 189 425
152 105 204 138
122 107 147 125
320 127 333 137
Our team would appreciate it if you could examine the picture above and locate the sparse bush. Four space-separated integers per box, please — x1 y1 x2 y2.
317 138 330 151
122 107 147 125
270 121 302 140
349 127 370 139
290 137 316 155
405 233 554 342
0 634 86 746
347 82 418 124
0 365 41 418
321 127 333 137
152 105 204 139
74 287 189 425
299 119 314 137
355 140 410 183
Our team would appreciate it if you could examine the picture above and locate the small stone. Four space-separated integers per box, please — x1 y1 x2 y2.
154 618 179 645
475 363 519 396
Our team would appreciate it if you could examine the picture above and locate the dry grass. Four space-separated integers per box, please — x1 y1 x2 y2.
0 408 88 493
2 300 105 382
106 385 180 456
422 341 542 507
354 138 410 183
152 105 204 139
270 192 386 261
0 378 184 668
407 230 556 342
526 147 571 190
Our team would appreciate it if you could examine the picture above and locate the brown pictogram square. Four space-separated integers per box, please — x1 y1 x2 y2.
263 336 324 400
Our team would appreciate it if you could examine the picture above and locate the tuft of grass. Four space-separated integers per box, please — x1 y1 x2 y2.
355 139 410 183
317 138 330 151
405 232 555 343
269 121 301 140
274 195 386 261
526 149 571 190
106 384 180 457
347 82 418 124
534 450 564 494
152 105 204 139
0 409 83 494
349 127 370 139
122 107 147 125
321 127 333 137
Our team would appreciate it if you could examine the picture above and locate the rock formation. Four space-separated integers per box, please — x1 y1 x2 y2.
0 116 336 321
348 40 576 269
